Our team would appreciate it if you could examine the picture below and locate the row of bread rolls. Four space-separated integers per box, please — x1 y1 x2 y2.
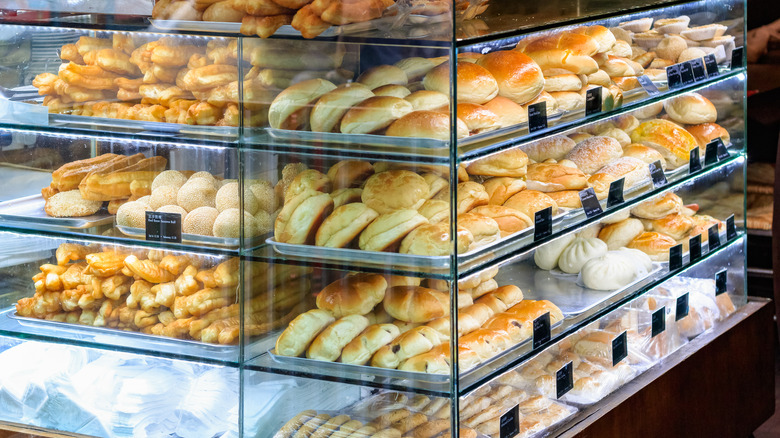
15 243 310 344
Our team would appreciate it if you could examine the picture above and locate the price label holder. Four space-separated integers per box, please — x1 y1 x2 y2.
731 46 744 69
649 160 667 188
651 307 666 338
500 404 520 438
689 147 702 173
726 214 737 240
579 187 603 218
606 177 625 208
528 101 548 133
708 224 721 250
666 64 683 90
669 243 683 271
690 57 707 82
556 361 574 399
145 211 182 243
533 207 553 241
704 139 719 166
533 312 551 349
716 138 730 161
704 53 719 77
689 234 702 263
714 269 728 296
679 61 695 86
612 331 628 366
637 75 660 96
676 293 690 321
585 87 602 116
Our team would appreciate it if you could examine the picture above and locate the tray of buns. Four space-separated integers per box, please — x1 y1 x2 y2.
116 225 268 249
48 113 238 138
149 19 368 37
0 194 114 229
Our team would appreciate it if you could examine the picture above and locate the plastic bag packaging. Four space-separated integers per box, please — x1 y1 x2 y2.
655 277 721 339
173 367 240 438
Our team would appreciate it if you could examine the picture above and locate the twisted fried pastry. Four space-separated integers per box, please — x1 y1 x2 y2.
75 36 111 56
33 73 59 95
180 64 238 91
95 48 141 76
61 285 92 311
60 44 83 63
150 44 203 67
86 251 128 277
292 5 331 39
123 255 176 283
127 279 152 309
60 262 89 289
112 33 137 55
56 243 93 265
175 265 201 297
229 0 294 15
240 14 294 39
187 101 223 125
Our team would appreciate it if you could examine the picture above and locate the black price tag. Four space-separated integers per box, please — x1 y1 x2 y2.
726 214 737 240
675 293 690 321
612 331 628 366
708 224 721 250
689 147 702 173
679 61 695 86
532 312 551 349
533 207 553 241
528 101 548 133
649 160 667 188
716 269 728 296
579 187 603 218
666 64 682 90
690 58 707 82
669 244 683 271
716 138 730 161
145 211 182 243
651 307 666 338
585 87 602 116
689 234 702 263
731 46 744 69
606 177 625 208
704 139 719 166
704 54 719 77
637 75 660 96
499 404 520 438
555 362 574 399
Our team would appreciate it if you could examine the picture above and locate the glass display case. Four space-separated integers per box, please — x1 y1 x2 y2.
0 0 751 436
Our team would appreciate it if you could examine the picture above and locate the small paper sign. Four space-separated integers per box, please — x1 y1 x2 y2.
145 212 182 243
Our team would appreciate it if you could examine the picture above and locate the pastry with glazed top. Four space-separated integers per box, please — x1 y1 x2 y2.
475 50 544 105
423 61 499 105
630 119 698 169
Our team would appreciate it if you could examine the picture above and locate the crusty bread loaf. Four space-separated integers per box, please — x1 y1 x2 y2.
564 136 623 174
341 323 401 365
316 273 388 318
475 50 544 105
358 209 428 252
276 309 335 357
307 314 370 361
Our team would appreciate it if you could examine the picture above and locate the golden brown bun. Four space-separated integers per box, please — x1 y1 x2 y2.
331 187 363 208
547 190 582 208
685 123 731 149
422 172 448 199
316 273 387 318
404 90 449 111
310 83 374 133
418 199 449 224
456 181 489 214
475 50 544 104
630 119 698 169
423 61 498 104
307 314 370 361
457 213 501 248
315 202 379 248
505 299 564 324
631 101 664 119
543 73 583 92
361 170 429 214
564 136 624 174
483 96 527 127
520 135 577 162
598 218 645 249
285 169 332 200
275 309 335 357
327 160 375 191
525 162 589 192
573 25 617 53
358 209 428 252
383 286 450 323
459 328 514 359
627 231 677 261
471 205 533 237
386 110 469 141
631 192 683 219
586 69 612 87
371 325 445 368
548 90 585 112
663 93 717 125
622 143 668 168
394 57 441 82
650 213 695 240
504 190 558 219
269 78 337 129
516 33 600 74
613 76 640 91
357 65 408 90
275 189 334 244
588 156 650 198
399 222 473 256
466 148 528 177
340 96 414 134
482 177 526 205
341 323 401 365
482 313 532 343
456 103 501 134
372 84 411 99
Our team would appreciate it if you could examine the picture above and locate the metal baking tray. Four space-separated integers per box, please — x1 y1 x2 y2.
149 19 366 37
116 225 268 249
3 307 241 361
0 194 114 229
48 113 238 138
507 263 663 316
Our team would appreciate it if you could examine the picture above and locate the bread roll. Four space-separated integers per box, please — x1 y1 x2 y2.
520 135 577 162
482 177 526 205
627 231 677 261
459 328 514 360
517 33 600 74
372 84 411 99
327 160 375 191
588 156 650 198
456 103 501 134
371 325 445 368
564 136 623 174
543 74 582 92
276 309 335 357
685 123 731 149
471 205 533 237
475 50 544 104
503 190 558 220
340 96 413 134
383 286 450 323
405 90 449 111
572 25 617 53
316 273 387 318
269 78 337 129
505 299 564 324
275 189 334 244
482 96 527 128
357 65 408 90
361 170 428 214
459 266 499 290
534 233 576 270
548 90 585 112
631 192 683 219
397 343 451 374
423 61 499 104
622 143 667 168
557 236 608 274
418 199 449 224
285 169 332 200
597 218 645 250
359 209 428 252
307 314 370 361
394 57 441 82
544 190 579 209
630 119 698 169
331 188 362 208
456 181 489 214
341 323 401 365
399 222 473 256
310 83 374 132
386 110 468 140
525 162 589 192
650 213 695 240
572 331 612 360
458 213 501 248
466 148 528 177
663 93 717 125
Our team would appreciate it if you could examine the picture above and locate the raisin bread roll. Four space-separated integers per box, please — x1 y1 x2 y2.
307 314 370 361
276 309 335 357
371 326 446 368
341 323 401 365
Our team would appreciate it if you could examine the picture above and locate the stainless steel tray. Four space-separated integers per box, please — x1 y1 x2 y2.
0 194 114 229
49 113 238 138
3 307 241 361
116 225 268 249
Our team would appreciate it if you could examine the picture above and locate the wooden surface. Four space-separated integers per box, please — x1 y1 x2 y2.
555 299 775 438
